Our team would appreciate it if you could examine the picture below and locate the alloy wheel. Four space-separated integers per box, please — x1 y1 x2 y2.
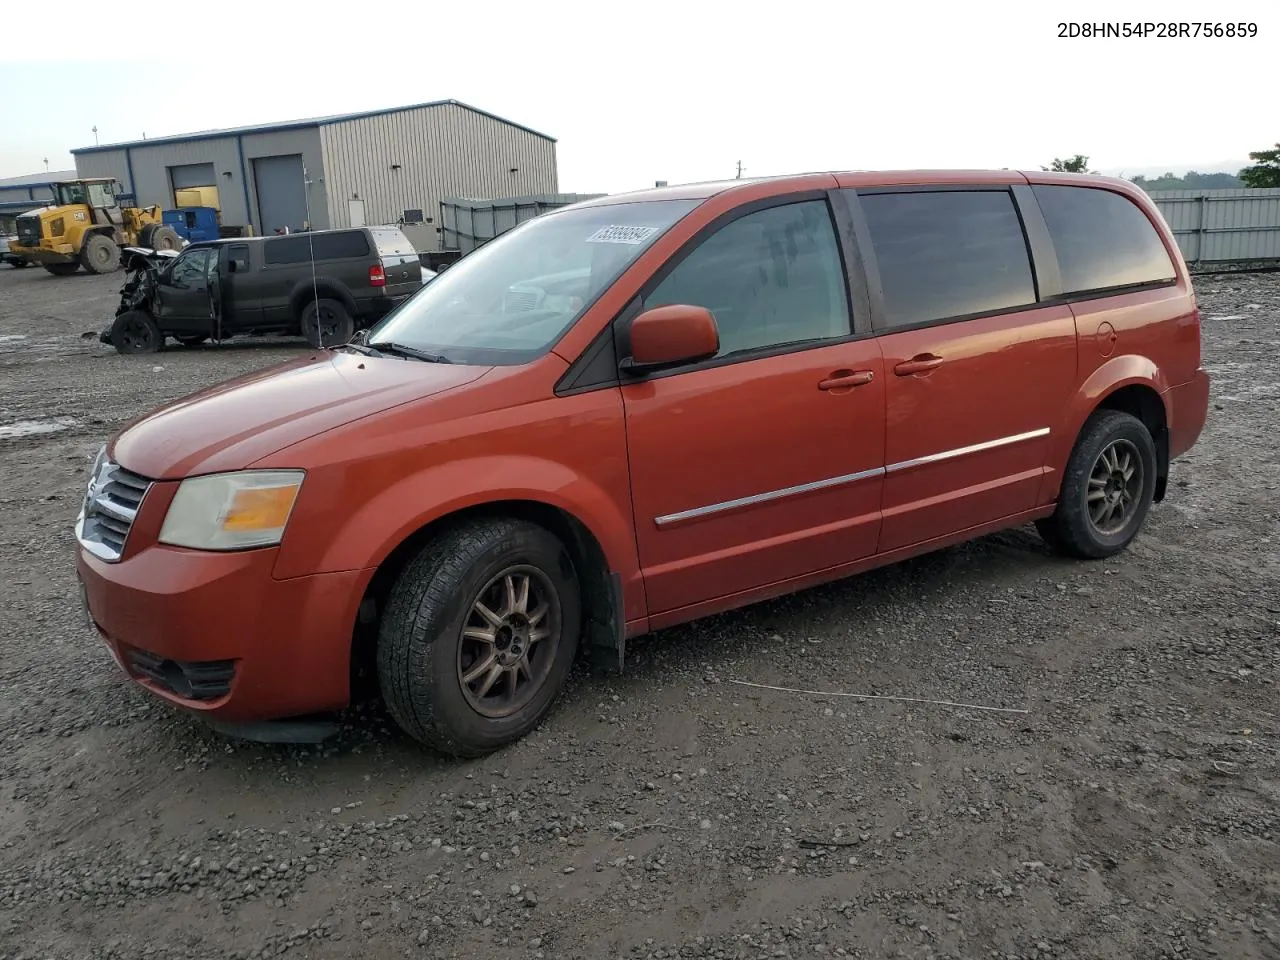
1087 438 1143 535
456 565 560 719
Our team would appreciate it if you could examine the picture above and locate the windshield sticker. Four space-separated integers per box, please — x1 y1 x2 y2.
586 225 660 245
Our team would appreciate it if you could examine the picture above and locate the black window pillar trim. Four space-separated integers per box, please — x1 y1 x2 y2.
1010 184 1064 302
825 189 874 338
835 189 888 331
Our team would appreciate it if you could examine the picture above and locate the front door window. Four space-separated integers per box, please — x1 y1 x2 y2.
168 249 212 289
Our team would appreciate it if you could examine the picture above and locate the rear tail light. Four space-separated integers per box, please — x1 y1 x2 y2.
369 263 386 287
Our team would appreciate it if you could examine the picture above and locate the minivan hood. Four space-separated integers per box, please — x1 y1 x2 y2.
111 352 490 479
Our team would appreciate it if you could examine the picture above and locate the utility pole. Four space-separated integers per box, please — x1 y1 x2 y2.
92 125 99 146
735 160 745 179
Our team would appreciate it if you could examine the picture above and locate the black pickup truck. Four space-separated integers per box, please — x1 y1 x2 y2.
102 226 423 353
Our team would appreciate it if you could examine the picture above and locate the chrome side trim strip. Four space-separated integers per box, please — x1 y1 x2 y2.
651 428 1050 528
653 466 886 527
885 427 1050 474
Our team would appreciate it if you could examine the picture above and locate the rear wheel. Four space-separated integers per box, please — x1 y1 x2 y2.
44 262 81 276
1036 409 1157 559
109 310 163 354
300 298 354 348
81 234 119 275
377 518 582 757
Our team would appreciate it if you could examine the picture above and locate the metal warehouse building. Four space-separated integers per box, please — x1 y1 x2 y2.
70 100 557 250
0 169 78 216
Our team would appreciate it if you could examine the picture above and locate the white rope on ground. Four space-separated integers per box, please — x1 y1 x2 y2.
725 678 1031 715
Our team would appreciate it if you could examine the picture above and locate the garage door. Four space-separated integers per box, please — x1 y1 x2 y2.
170 163 216 190
253 154 307 235
169 163 220 209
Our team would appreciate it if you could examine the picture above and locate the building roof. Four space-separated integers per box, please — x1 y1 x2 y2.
0 170 79 188
71 99 555 155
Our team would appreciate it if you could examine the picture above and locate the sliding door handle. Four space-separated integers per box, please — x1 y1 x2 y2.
894 354 944 376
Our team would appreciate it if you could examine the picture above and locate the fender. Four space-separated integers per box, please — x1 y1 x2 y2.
1038 354 1171 503
271 453 646 622
289 278 356 319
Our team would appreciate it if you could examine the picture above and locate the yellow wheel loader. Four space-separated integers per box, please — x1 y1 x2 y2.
9 179 182 277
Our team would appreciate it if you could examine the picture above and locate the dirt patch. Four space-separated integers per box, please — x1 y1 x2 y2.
0 264 1276 959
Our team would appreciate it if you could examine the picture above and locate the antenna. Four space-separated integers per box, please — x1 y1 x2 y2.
302 166 322 348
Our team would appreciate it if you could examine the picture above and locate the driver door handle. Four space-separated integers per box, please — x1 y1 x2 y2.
894 353 944 376
818 369 875 390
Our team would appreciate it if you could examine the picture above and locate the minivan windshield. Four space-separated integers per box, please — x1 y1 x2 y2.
365 198 700 365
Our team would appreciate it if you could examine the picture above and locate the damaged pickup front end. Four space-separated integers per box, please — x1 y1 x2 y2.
98 247 181 352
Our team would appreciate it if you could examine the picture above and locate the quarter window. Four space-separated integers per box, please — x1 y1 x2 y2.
645 200 851 359
1033 185 1176 294
857 190 1037 329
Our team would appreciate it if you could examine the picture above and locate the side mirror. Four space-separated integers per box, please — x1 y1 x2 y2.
621 304 720 374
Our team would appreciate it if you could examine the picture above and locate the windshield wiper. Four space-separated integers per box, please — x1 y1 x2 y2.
366 341 452 363
331 341 383 357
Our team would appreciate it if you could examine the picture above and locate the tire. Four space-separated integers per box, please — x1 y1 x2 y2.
300 298 354 348
175 334 208 347
44 262 81 276
109 310 163 354
81 233 119 275
9 258 29 269
1036 409 1158 560
150 226 181 251
377 518 582 757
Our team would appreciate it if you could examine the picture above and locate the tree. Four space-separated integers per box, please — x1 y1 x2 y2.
1238 144 1280 188
1130 171 1245 192
1043 154 1096 174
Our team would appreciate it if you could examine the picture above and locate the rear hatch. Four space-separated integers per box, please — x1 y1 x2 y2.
369 227 423 299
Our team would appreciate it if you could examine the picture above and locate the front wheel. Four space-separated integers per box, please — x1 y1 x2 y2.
377 518 582 757
1036 409 1158 559
81 234 120 275
109 310 163 354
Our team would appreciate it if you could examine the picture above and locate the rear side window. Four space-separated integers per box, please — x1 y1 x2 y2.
858 190 1037 329
263 231 370 265
1033 185 1176 294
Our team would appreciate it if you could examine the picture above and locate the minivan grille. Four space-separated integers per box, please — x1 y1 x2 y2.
75 458 152 562
16 215 40 247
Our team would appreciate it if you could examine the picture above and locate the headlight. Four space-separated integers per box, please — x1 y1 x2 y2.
159 470 304 551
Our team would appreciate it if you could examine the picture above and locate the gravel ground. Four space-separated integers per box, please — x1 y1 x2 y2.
0 264 1276 960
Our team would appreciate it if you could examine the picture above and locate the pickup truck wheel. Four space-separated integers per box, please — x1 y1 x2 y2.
44 263 81 276
377 518 582 757
1036 409 1157 559
81 234 119 275
109 310 163 354
301 298 354 348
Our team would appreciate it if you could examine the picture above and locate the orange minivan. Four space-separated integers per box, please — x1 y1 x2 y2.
75 170 1210 756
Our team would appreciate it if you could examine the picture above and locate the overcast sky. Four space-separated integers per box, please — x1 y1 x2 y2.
2 0 1273 191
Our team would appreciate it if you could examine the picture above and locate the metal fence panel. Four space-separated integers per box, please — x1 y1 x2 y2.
1149 188 1280 264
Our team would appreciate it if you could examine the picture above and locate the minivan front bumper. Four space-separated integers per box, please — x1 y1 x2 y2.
77 543 367 728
